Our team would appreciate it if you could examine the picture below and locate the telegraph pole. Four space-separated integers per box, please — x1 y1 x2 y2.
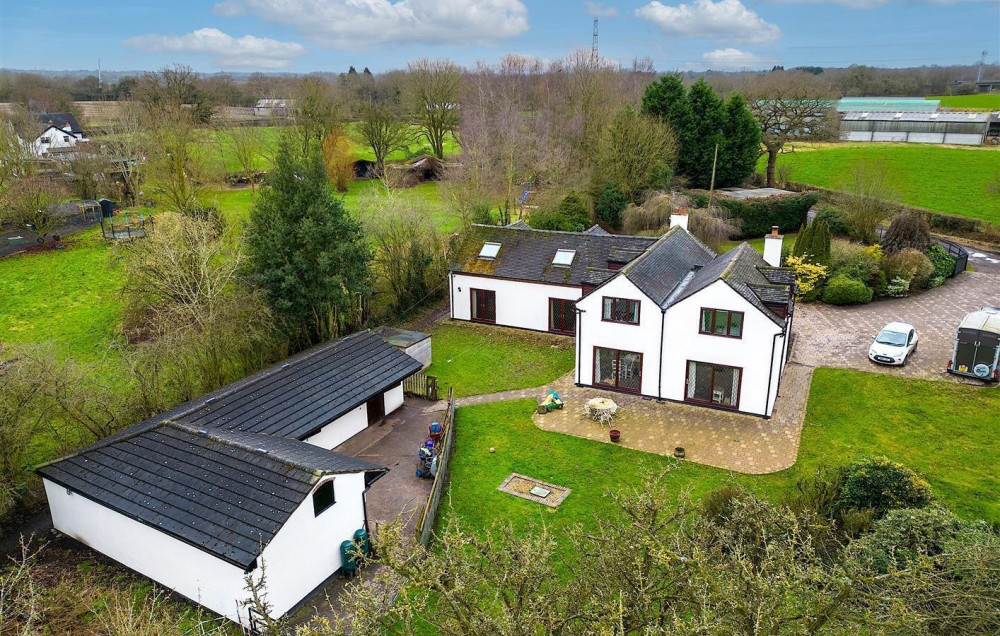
592 18 599 65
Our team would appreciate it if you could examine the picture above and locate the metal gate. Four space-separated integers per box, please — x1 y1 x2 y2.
935 237 968 277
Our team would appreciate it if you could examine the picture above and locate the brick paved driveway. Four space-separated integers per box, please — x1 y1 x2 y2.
791 269 1000 382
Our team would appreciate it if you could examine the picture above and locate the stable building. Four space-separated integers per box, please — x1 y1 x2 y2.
37 330 422 627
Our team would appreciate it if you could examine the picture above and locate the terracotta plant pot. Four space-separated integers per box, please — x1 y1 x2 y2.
674 446 685 459
609 429 621 443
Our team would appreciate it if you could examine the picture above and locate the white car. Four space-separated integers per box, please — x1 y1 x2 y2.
868 322 919 366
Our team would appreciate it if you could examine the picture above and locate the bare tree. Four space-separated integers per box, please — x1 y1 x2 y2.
355 102 411 178
406 59 461 159
144 105 209 215
102 102 145 206
839 161 898 244
293 76 340 155
741 71 839 188
4 175 67 241
596 106 676 199
226 124 265 193
0 118 31 213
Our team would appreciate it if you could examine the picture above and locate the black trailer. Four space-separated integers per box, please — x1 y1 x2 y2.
948 307 1000 382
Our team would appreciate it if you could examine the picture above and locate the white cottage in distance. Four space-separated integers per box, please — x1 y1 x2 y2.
30 113 88 156
450 215 794 417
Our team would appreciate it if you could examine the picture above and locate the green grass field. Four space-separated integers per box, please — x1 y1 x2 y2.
763 143 1000 223
445 368 1000 552
426 323 576 396
930 94 1000 110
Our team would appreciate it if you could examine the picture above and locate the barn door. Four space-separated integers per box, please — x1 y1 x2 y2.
366 392 385 426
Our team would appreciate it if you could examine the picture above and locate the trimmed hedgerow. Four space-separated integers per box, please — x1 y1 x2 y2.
716 192 819 239
822 276 874 305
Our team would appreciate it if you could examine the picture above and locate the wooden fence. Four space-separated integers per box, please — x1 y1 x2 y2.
415 388 455 547
403 372 439 401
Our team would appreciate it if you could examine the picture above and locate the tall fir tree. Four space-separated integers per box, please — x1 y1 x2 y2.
245 142 372 348
718 93 762 188
682 79 726 189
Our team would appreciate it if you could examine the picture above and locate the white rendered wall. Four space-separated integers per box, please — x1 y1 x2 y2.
255 472 368 619
384 383 404 414
575 276 661 397
43 479 250 624
450 273 581 332
662 281 784 416
31 126 83 155
304 404 368 449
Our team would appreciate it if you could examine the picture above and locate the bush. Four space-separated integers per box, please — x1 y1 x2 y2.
840 456 933 516
882 212 931 254
595 182 629 230
690 193 709 208
814 206 850 237
830 240 882 286
926 244 957 280
715 192 819 239
822 276 874 305
530 192 592 232
784 256 828 299
884 275 910 298
884 248 935 289
852 507 962 573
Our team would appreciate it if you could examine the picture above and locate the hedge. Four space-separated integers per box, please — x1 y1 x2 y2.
822 276 874 305
716 192 819 239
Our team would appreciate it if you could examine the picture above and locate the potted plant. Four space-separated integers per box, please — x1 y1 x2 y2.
609 429 621 443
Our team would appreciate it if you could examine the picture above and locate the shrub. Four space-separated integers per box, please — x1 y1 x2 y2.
822 276 873 305
814 206 850 237
884 275 910 298
840 456 933 516
884 248 935 289
926 244 957 281
791 221 830 265
595 182 629 229
690 192 709 208
784 256 828 298
715 192 819 239
851 507 962 573
830 240 882 285
882 212 931 254
622 192 673 235
531 192 592 232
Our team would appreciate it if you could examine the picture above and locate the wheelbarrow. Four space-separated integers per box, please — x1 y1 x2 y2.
536 390 565 414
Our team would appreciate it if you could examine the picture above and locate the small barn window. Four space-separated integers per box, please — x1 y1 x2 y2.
479 242 502 259
313 480 335 516
552 249 576 266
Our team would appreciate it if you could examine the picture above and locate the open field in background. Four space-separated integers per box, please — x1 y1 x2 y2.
760 143 1000 223
930 94 1000 110
445 368 1000 557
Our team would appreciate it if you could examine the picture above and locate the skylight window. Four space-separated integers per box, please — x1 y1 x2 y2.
552 249 576 266
479 242 502 259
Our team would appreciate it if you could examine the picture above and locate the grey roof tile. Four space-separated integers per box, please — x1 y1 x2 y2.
622 227 716 307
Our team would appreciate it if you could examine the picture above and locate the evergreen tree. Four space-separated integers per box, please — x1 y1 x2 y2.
684 79 726 189
718 93 762 188
792 223 812 258
811 220 832 265
245 142 372 347
595 182 629 230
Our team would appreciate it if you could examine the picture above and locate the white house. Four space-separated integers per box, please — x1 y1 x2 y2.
30 113 87 156
450 221 795 418
37 330 422 628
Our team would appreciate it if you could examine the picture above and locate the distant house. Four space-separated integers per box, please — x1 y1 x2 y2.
31 113 87 156
37 330 422 627
449 218 795 417
254 98 293 118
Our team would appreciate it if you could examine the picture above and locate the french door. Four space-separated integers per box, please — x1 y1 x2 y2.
549 298 576 335
685 361 742 409
470 288 496 324
593 347 643 393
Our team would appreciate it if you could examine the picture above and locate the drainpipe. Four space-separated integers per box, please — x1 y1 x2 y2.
658 308 667 399
576 308 585 386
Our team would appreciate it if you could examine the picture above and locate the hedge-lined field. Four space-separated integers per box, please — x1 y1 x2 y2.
931 94 1000 110
761 144 1000 223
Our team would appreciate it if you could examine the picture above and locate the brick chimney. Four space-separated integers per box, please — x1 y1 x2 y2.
670 208 689 231
763 226 783 267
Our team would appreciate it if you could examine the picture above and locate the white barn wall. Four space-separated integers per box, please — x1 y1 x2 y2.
256 472 368 619
43 479 249 624
304 404 368 449
664 282 784 416
576 276 661 397
451 273 581 332
384 383 404 414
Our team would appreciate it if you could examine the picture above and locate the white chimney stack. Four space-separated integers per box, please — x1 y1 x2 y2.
763 225 783 267
670 208 689 231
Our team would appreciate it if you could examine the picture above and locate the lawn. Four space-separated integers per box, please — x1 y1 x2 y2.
444 368 1000 553
760 143 1000 223
0 227 123 362
722 231 797 254
930 94 1000 111
425 323 576 396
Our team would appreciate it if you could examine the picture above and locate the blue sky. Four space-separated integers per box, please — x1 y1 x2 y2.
1 0 998 73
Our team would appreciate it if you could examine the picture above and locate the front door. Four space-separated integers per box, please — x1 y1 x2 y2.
593 347 643 393
366 392 385 426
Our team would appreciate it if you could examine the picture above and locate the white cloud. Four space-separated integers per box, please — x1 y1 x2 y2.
586 2 620 17
769 0 988 7
636 0 781 45
701 47 775 68
123 28 306 69
211 0 530 47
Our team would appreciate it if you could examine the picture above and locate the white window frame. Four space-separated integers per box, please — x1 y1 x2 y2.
479 242 502 259
552 249 576 267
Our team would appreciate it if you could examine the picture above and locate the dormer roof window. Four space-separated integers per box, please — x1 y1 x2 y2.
552 249 576 267
479 242 502 259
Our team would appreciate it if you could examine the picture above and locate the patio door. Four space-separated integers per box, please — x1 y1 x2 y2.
685 361 741 409
593 347 643 393
470 288 496 324
549 298 576 335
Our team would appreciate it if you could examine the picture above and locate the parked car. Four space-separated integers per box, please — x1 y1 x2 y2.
868 322 919 366
948 307 1000 382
